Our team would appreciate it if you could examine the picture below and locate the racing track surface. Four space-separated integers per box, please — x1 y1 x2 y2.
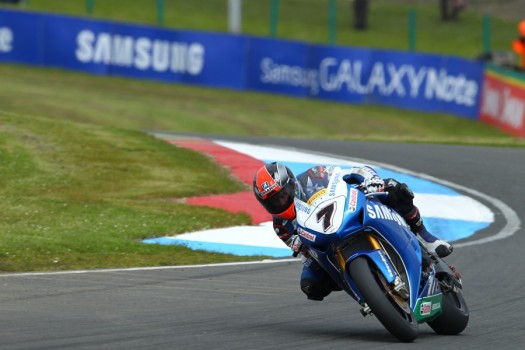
0 137 523 350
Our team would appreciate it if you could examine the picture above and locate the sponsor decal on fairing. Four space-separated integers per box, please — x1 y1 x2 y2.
378 250 394 279
295 200 311 214
298 228 316 242
420 302 432 316
307 189 328 205
366 203 410 229
348 188 358 212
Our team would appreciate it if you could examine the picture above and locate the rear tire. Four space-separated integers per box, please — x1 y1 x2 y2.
427 288 469 335
349 257 418 342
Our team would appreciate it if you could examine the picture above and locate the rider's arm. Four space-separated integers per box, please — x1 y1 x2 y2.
273 217 296 244
341 165 380 184
273 217 302 253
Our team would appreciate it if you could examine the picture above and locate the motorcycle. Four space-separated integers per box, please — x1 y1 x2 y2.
294 167 469 342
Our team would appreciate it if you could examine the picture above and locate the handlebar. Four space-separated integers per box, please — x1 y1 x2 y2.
292 243 304 258
365 191 389 198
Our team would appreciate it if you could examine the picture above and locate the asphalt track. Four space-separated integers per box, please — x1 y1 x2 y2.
1 136 524 350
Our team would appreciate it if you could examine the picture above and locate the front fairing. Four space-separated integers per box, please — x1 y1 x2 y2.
363 200 419 254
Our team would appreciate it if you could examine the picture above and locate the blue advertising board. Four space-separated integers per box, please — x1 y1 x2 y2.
41 14 247 89
0 10 40 65
247 40 483 119
0 8 483 119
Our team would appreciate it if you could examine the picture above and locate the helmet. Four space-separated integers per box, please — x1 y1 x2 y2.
253 162 297 220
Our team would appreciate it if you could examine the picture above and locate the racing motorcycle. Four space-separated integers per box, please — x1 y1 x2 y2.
293 167 469 342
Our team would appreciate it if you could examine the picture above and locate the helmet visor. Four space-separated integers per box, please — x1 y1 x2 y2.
260 181 294 215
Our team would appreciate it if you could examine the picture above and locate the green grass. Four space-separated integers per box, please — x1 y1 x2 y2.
0 1 523 272
0 110 256 271
0 64 520 145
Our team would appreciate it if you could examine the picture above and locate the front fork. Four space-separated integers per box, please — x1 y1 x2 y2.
338 233 410 315
367 234 410 299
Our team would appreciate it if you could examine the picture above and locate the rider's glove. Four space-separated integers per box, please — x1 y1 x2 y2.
286 234 310 258
286 235 303 253
361 177 385 194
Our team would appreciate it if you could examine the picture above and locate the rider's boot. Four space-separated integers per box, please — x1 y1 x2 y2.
418 225 453 258
404 207 453 258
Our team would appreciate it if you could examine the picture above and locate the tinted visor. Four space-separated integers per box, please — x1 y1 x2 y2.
260 181 295 215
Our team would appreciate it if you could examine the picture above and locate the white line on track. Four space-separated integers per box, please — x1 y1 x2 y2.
0 259 300 277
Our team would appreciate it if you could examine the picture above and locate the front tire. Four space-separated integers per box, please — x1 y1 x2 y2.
349 257 418 342
427 288 469 335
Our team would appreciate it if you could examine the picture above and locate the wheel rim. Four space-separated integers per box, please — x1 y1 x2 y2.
376 269 416 324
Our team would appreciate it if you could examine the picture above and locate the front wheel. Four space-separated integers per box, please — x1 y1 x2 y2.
427 288 469 335
349 257 418 342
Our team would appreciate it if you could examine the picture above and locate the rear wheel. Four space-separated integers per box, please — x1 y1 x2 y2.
349 256 418 342
427 288 469 335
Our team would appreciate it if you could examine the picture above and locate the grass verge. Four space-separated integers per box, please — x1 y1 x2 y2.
0 110 257 271
1 64 521 146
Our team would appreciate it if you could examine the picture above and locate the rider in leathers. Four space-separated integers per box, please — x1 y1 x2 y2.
253 162 453 301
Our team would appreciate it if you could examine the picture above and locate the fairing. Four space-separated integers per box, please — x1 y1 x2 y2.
295 167 424 309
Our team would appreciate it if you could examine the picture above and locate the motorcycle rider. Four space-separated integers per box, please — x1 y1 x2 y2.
253 162 453 301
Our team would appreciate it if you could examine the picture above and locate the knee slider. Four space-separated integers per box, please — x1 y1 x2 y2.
300 278 331 301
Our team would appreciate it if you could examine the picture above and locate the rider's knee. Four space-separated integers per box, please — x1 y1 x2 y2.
300 278 333 301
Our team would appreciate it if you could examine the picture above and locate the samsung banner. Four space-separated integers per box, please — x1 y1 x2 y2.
0 9 483 119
